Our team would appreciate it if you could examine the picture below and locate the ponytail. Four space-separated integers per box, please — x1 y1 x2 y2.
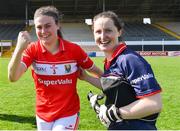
57 29 63 38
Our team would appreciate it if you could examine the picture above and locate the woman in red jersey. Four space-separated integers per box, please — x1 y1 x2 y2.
8 6 102 131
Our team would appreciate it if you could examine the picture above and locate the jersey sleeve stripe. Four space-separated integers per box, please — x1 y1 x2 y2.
21 61 28 69
136 89 162 99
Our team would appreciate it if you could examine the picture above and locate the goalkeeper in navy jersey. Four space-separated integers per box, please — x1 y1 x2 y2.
79 11 162 130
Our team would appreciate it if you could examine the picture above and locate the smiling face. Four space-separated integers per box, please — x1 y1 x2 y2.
34 15 59 46
93 17 122 54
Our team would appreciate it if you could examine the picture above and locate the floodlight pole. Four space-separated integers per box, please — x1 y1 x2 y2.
51 0 54 5
102 0 105 11
25 0 29 27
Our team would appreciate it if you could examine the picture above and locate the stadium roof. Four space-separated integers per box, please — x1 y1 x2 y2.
0 0 180 21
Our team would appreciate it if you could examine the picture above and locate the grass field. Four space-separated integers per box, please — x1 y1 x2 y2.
0 57 180 130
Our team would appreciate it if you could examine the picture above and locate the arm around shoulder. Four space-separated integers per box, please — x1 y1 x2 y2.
78 67 102 89
87 64 103 78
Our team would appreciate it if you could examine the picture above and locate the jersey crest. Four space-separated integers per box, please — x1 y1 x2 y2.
64 64 71 73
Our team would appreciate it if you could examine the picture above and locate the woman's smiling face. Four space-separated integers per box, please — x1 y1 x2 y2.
93 17 121 53
34 15 59 45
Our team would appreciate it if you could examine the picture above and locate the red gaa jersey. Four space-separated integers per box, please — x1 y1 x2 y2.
21 37 94 122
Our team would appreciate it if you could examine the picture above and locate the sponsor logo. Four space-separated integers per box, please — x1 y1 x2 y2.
138 51 168 56
130 73 154 84
64 64 71 73
38 78 73 87
50 64 58 74
36 67 46 72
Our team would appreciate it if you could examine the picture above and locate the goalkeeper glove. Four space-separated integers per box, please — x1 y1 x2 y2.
98 104 122 127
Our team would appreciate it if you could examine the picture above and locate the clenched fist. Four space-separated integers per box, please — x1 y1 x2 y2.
16 31 32 52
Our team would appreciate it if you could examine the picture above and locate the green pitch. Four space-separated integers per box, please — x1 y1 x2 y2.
0 57 180 130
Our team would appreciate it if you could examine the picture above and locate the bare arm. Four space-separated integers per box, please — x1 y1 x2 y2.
8 48 27 82
119 93 162 119
79 67 102 89
87 64 103 78
83 73 102 89
8 31 31 82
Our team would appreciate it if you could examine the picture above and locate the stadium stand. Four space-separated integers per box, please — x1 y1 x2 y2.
153 22 180 40
80 45 100 52
0 0 180 56
122 23 178 41
0 24 25 57
61 23 94 42
0 24 24 40
29 23 99 53
29 26 37 41
29 23 94 42
157 22 180 35
30 22 178 42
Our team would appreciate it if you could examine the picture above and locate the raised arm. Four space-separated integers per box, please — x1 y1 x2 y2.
8 31 31 82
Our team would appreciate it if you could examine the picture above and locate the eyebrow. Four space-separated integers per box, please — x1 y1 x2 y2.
36 22 51 27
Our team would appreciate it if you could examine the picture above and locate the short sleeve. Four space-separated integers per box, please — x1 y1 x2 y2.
118 53 161 98
75 45 94 69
